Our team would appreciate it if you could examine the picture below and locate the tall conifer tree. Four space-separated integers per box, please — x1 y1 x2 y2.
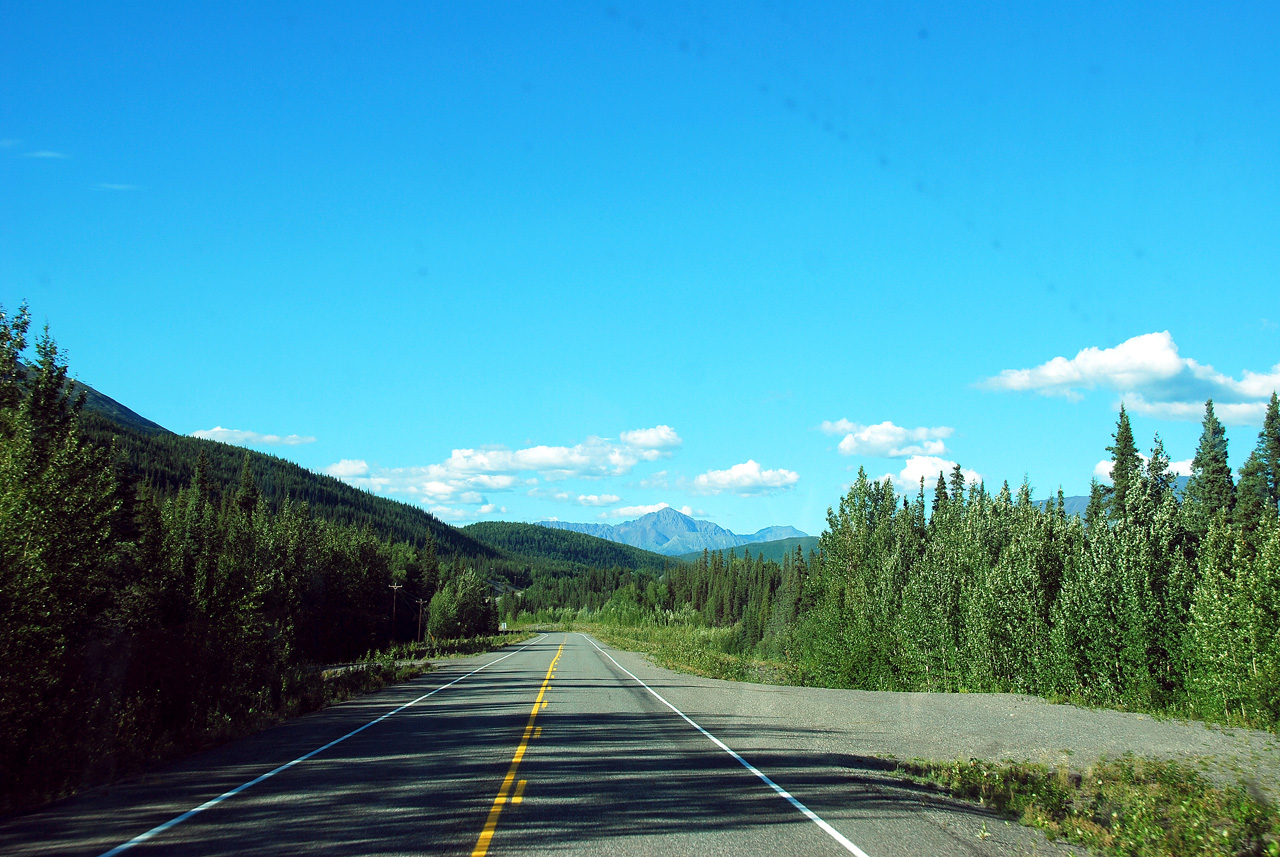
1146 432 1172 501
1106 404 1140 520
1263 391 1280 508
1184 399 1235 531
1233 447 1269 533
948 463 966 507
1085 478 1106 529
932 471 948 513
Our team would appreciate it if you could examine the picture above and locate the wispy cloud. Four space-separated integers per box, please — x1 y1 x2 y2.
879 455 982 494
637 470 669 489
576 494 621 506
324 459 369 478
192 426 317 446
326 425 681 510
982 331 1280 425
606 502 671 518
599 502 706 520
688 460 799 496
619 425 681 448
821 419 953 457
428 504 506 522
23 150 68 159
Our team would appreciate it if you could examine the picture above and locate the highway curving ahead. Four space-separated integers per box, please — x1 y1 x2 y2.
1 634 1080 856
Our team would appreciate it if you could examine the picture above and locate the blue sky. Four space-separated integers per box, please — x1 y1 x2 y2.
3 1 1278 535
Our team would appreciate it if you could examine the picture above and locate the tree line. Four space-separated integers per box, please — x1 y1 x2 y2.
578 397 1280 732
0 304 497 811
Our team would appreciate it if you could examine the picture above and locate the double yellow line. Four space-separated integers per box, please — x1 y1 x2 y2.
471 637 565 857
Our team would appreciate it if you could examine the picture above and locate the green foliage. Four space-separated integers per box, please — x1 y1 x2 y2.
428 565 498 639
557 399 1280 738
462 521 672 571
1107 404 1141 521
75 410 499 560
1185 400 1236 535
1265 393 1280 509
903 755 1280 857
0 309 521 811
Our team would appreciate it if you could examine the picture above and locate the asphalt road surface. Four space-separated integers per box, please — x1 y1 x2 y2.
1 633 1083 856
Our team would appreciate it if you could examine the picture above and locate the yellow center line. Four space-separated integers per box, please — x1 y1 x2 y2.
471 637 565 857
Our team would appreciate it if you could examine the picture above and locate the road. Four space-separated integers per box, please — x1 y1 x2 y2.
1 633 1081 856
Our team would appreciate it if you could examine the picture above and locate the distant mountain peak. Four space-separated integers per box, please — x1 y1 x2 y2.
539 508 808 556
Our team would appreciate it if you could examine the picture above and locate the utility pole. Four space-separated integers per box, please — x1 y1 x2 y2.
416 598 428 644
389 582 403 643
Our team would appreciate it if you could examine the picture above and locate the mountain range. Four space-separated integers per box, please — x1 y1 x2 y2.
539 507 809 556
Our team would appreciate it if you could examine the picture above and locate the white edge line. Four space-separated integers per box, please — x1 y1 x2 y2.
580 633 872 857
97 635 547 857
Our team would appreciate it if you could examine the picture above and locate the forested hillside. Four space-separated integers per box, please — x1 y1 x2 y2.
679 535 820 564
0 308 503 810
76 410 499 560
463 521 674 571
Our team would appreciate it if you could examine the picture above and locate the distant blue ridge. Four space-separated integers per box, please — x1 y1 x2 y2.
540 506 808 557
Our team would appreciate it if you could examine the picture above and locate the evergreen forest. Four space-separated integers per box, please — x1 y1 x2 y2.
537 399 1280 739
0 306 508 811
3 299 1279 816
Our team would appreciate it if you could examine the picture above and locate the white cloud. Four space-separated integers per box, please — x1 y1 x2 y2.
23 150 68 159
880 455 982 493
324 459 369 478
1123 394 1268 426
637 470 670 489
607 502 671 518
620 425 682 449
819 419 859 435
428 504 506 522
688 460 799 496
327 425 680 510
576 494 621 506
825 420 954 457
192 426 317 447
982 332 1280 425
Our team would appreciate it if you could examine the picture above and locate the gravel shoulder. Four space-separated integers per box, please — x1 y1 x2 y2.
590 636 1280 805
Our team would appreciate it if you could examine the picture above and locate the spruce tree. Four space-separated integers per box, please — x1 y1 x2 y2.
1146 432 1173 502
0 302 31 414
1106 404 1140 520
194 449 213 501
949 463 966 507
1184 399 1235 531
933 471 948 513
1084 478 1107 529
1233 447 1269 534
1263 392 1280 509
235 452 260 517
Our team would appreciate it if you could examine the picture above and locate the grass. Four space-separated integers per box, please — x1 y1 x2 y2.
582 622 798 685
898 755 1280 857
